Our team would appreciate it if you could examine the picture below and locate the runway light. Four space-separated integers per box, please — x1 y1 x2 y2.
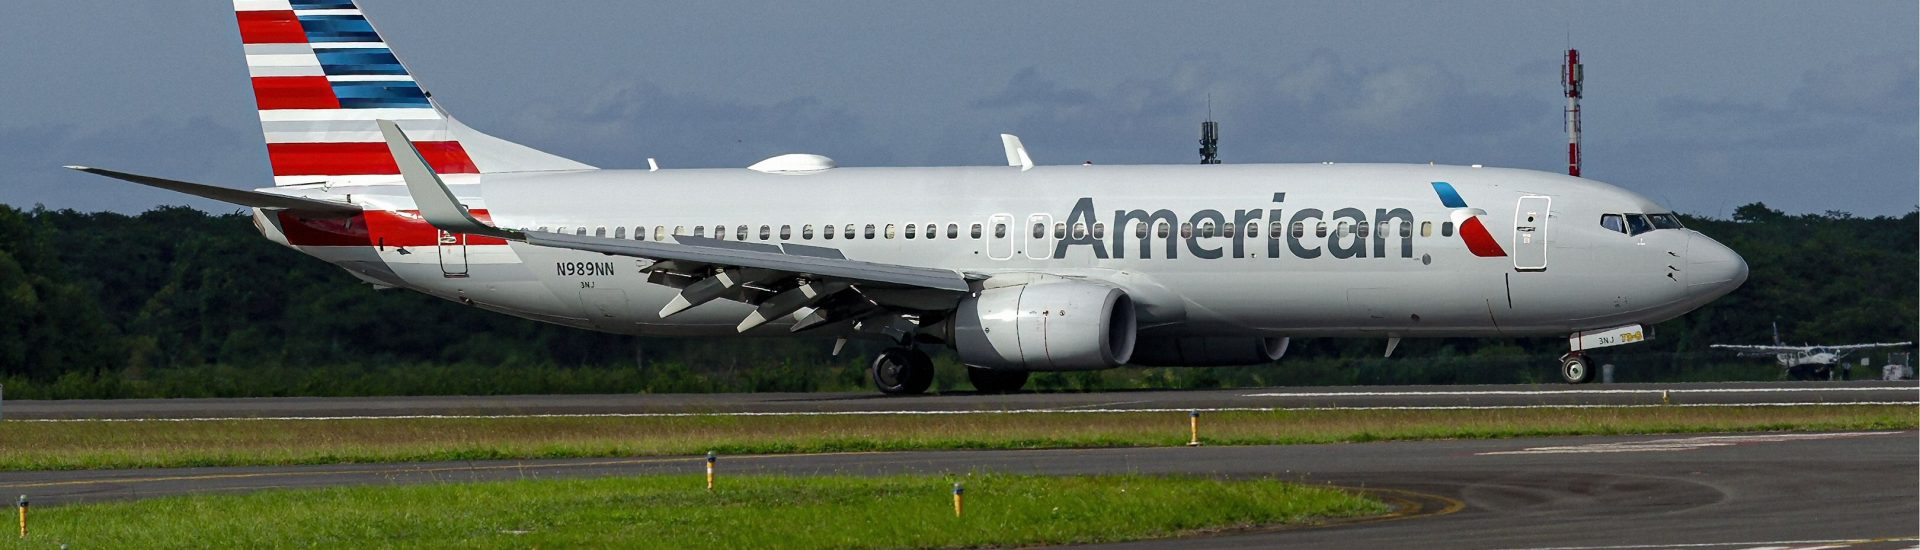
16 495 25 540
1188 411 1202 447
952 483 964 518
705 451 717 492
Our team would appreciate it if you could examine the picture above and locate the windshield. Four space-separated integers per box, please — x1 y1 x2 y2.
1625 214 1653 235
1647 213 1685 229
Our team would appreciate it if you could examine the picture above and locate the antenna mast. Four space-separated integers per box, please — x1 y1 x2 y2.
1199 98 1221 164
1563 49 1583 177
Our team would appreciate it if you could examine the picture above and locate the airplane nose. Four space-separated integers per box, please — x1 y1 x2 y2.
1687 233 1748 300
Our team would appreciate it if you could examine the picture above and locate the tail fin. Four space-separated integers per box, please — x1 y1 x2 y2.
234 0 592 186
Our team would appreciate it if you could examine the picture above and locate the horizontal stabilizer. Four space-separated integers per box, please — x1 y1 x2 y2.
65 165 361 217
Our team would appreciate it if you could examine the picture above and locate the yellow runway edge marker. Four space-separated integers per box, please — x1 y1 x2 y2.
705 451 716 491
16 494 25 540
953 483 964 518
1188 410 1202 447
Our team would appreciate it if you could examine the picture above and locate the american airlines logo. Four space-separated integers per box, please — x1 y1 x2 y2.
1053 184 1504 261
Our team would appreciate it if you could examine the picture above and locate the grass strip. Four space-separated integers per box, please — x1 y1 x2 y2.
6 474 1386 549
0 405 1911 471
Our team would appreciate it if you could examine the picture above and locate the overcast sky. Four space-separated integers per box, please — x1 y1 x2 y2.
1 1 1913 217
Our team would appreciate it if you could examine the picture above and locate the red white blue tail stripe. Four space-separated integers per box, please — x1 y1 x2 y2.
234 0 590 186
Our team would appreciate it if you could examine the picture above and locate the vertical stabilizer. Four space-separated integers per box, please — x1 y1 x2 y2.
233 0 593 186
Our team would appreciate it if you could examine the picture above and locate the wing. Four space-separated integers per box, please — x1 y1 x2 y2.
379 121 976 333
1710 344 1810 353
1821 342 1914 352
65 166 362 218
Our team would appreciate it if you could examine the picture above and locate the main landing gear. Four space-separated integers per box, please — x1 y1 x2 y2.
1559 352 1595 384
871 347 935 395
967 368 1030 394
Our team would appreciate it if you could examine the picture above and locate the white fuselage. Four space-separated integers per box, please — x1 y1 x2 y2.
254 162 1747 343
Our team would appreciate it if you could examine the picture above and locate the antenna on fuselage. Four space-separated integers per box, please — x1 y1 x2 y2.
1199 96 1221 165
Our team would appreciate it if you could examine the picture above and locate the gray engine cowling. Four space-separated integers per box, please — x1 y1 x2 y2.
952 280 1137 371
1127 336 1289 367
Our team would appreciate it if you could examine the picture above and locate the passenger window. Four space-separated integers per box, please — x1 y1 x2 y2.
538 226 550 233
1072 223 1086 239
823 224 835 240
905 224 917 239
577 227 589 236
947 223 960 239
885 224 897 239
1092 223 1105 239
613 226 625 239
1054 222 1066 239
692 226 706 237
1031 223 1045 239
1222 222 1235 238
780 225 792 240
970 223 983 239
1180 223 1193 239
1135 221 1149 239
926 222 937 239
847 225 858 240
1198 221 1215 238
1291 222 1305 239
1271 221 1285 239
1335 222 1348 236
1399 221 1412 238
802 225 815 239
1600 214 1626 234
1244 222 1257 239
1157 222 1171 238
634 226 646 240
865 224 877 239
1420 222 1433 237
1440 222 1453 237
1626 214 1652 236
1315 222 1327 238
655 226 666 240
1357 221 1369 238
992 223 1005 238
758 225 771 240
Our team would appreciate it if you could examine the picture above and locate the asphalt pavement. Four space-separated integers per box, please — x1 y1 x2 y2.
4 380 1914 419
2 430 1915 549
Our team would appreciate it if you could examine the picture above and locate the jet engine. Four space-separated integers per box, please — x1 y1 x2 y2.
1127 336 1289 367
952 279 1136 371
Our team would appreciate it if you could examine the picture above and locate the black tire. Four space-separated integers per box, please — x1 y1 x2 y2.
1560 353 1595 384
967 368 1030 393
871 347 935 395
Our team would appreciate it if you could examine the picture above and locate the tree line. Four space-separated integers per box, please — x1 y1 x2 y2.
0 202 1912 399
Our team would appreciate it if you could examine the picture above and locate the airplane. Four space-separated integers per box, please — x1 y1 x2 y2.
1712 324 1912 380
65 0 1749 395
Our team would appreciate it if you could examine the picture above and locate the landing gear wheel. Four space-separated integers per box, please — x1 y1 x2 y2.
967 368 1030 394
1560 352 1595 384
871 347 935 395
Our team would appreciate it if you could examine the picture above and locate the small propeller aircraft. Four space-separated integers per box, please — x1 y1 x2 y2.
1711 323 1913 380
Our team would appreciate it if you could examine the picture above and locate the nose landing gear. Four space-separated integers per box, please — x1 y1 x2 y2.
1560 352 1595 384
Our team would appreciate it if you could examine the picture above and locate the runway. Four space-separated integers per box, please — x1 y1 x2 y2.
4 380 1914 420
3 430 1914 548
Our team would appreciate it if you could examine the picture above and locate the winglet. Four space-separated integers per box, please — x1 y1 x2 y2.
378 120 521 240
1000 134 1033 172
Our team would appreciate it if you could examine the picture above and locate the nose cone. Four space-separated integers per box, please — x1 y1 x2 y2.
1687 233 1748 301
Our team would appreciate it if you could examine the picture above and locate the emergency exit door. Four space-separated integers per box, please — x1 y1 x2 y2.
1513 196 1549 271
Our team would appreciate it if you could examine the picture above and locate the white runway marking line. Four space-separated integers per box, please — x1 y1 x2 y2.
8 401 1917 423
1242 386 1917 398
1477 431 1902 456
1491 535 1916 549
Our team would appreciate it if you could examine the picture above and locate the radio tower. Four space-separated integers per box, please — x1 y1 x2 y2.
1563 49 1583 177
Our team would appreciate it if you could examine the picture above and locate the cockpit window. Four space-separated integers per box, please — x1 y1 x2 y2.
1624 214 1653 236
1600 214 1626 234
1647 213 1685 230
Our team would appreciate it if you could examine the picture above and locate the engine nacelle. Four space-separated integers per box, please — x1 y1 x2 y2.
1127 336 1289 367
953 280 1136 371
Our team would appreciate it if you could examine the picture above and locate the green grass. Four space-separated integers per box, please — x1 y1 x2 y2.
1 405 1911 471
5 474 1386 549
